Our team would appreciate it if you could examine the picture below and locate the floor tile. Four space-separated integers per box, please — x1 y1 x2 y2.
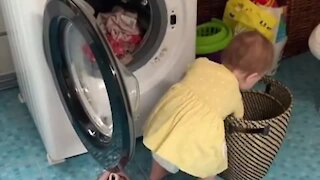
0 162 43 180
133 139 152 176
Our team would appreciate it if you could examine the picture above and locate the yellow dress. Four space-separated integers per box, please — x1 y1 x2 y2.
143 58 244 178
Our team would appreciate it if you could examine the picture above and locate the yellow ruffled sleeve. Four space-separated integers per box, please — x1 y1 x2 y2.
233 93 244 119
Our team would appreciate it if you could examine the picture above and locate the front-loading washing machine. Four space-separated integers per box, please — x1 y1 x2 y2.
0 0 197 169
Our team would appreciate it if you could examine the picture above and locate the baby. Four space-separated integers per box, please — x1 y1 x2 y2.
143 31 274 180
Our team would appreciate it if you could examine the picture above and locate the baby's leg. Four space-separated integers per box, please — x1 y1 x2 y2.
150 153 180 180
150 160 169 180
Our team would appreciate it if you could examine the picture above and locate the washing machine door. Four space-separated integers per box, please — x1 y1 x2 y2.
43 0 139 170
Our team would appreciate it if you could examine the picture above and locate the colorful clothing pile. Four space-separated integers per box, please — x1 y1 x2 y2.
97 6 143 65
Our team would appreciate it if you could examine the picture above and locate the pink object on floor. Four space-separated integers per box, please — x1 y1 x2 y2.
98 170 130 180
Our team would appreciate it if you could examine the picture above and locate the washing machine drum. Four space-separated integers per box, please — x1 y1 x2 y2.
43 0 167 171
86 0 167 70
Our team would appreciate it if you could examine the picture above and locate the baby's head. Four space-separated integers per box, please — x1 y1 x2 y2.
222 31 274 90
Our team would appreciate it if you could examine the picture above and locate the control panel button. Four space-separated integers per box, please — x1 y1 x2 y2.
170 14 176 25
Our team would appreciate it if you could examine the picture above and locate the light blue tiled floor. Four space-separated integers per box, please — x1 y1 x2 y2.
0 52 320 180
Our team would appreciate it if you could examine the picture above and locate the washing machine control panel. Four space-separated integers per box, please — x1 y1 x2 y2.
170 10 177 30
170 14 177 25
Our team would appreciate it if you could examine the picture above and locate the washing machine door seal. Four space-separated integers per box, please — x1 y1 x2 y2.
43 0 139 170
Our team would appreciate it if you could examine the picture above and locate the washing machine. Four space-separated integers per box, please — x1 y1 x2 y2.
0 0 196 169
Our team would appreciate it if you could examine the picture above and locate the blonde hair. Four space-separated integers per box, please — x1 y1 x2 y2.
222 31 274 75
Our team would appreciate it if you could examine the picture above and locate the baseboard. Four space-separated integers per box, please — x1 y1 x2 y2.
0 72 18 91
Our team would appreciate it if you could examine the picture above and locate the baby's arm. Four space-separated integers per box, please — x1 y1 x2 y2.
233 96 244 119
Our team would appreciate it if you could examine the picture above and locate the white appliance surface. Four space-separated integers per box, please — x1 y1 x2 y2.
0 0 197 163
309 24 320 60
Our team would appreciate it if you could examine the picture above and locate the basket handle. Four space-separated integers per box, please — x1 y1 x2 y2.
265 83 272 94
228 124 270 136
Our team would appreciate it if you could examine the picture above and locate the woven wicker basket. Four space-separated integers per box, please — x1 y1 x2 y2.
197 0 227 24
198 0 320 57
221 77 293 180
277 0 320 57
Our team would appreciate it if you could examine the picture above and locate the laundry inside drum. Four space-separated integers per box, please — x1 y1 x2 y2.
84 0 166 69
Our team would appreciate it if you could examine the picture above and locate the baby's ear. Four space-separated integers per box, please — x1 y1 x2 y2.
245 72 260 85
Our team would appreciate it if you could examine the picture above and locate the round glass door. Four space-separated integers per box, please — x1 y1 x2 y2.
63 22 114 139
43 0 140 170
